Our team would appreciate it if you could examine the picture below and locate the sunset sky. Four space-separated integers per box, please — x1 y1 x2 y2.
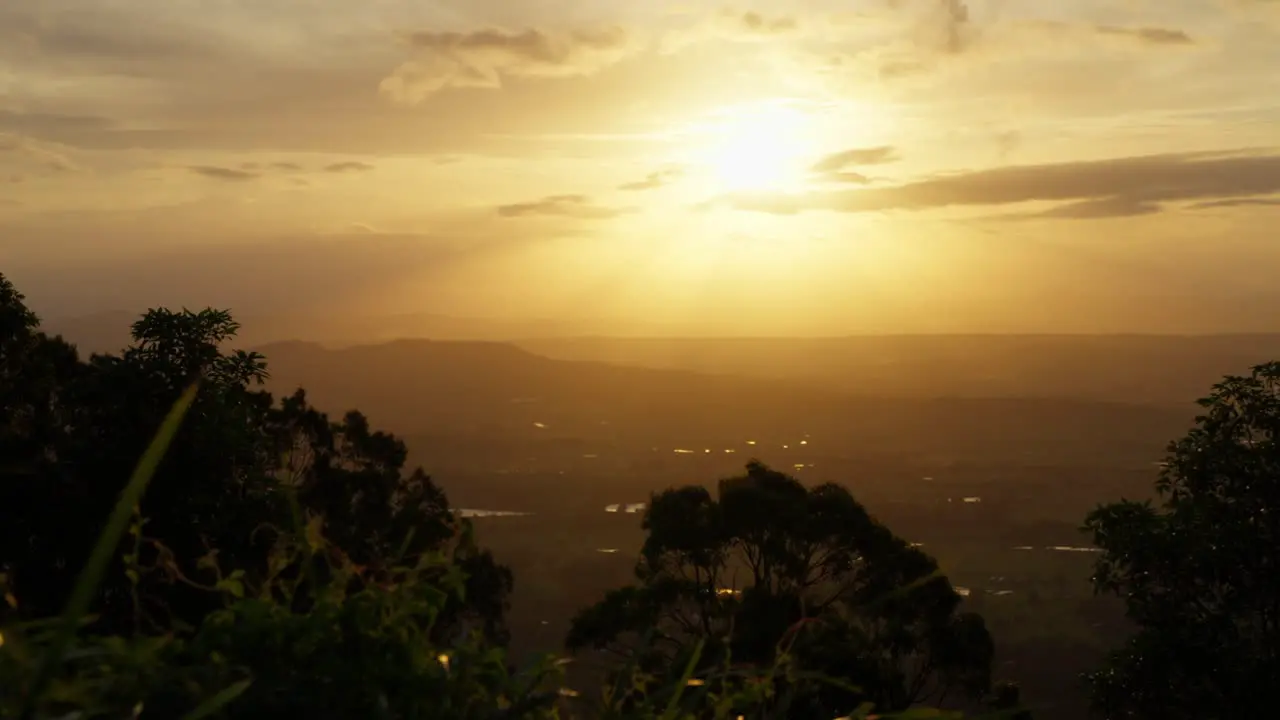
3 0 1280 334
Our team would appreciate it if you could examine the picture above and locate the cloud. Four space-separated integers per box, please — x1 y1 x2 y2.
659 8 804 53
0 132 80 173
324 161 375 173
720 150 1280 219
0 4 227 76
995 130 1020 160
189 165 259 181
192 160 372 180
1189 197 1280 210
878 59 929 79
811 146 900 183
380 26 634 104
931 0 973 55
1095 25 1195 46
618 167 683 191
239 161 304 172
853 10 1199 90
1020 197 1164 220
0 111 116 138
497 194 629 219
732 11 800 36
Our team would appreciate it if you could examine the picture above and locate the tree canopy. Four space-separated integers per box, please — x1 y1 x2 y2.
0 275 511 646
567 461 995 718
1084 361 1280 719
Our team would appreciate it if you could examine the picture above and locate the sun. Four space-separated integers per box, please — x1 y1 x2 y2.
696 102 813 193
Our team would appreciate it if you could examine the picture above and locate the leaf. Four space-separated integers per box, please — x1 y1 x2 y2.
304 514 326 552
217 578 245 599
659 638 705 720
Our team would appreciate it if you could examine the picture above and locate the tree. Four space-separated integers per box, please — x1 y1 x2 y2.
1084 362 1280 719
268 389 513 644
0 273 82 474
0 285 511 645
0 274 90 623
567 461 994 718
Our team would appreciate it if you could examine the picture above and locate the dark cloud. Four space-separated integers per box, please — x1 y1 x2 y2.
722 150 1280 219
878 59 928 79
215 161 312 176
382 26 633 104
1189 197 1280 210
497 194 629 219
995 130 1020 160
324 161 375 173
736 12 799 35
0 110 115 137
618 167 683 191
403 27 628 62
1096 25 1194 46
813 170 872 184
0 6 222 71
939 0 973 54
811 146 900 183
189 165 259 181
1022 197 1163 220
240 161 304 172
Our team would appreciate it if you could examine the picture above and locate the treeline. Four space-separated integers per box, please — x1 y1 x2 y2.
0 271 1277 719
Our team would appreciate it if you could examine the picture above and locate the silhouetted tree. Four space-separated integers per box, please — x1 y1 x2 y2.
567 461 994 718
0 276 511 643
268 388 513 643
1084 362 1280 719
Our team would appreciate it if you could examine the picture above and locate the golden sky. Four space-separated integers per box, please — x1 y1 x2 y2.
3 0 1280 333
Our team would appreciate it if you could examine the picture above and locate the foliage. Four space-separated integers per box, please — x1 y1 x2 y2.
0 497 565 719
0 282 512 645
1083 361 1280 719
567 461 997 718
0 289 560 717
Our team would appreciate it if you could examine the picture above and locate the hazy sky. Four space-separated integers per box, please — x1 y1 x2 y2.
3 0 1280 333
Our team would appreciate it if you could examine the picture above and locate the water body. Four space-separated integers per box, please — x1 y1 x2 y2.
455 509 533 518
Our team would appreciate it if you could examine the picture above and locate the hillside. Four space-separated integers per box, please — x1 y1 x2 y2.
42 311 582 356
255 338 1191 470
517 334 1280 405
47 309 1280 407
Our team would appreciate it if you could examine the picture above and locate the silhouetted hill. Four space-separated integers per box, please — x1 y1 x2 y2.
42 312 582 356
517 334 1280 405
47 309 1280 406
255 339 1191 470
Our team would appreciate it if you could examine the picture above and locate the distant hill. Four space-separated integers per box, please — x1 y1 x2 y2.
46 310 1280 408
42 311 584 356
515 335 1280 406
254 339 1191 470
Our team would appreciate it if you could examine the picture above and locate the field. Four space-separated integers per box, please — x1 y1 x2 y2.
420 446 1160 720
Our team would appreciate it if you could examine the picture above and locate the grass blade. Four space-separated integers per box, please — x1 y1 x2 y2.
659 638 704 720
180 679 253 720
20 380 201 719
